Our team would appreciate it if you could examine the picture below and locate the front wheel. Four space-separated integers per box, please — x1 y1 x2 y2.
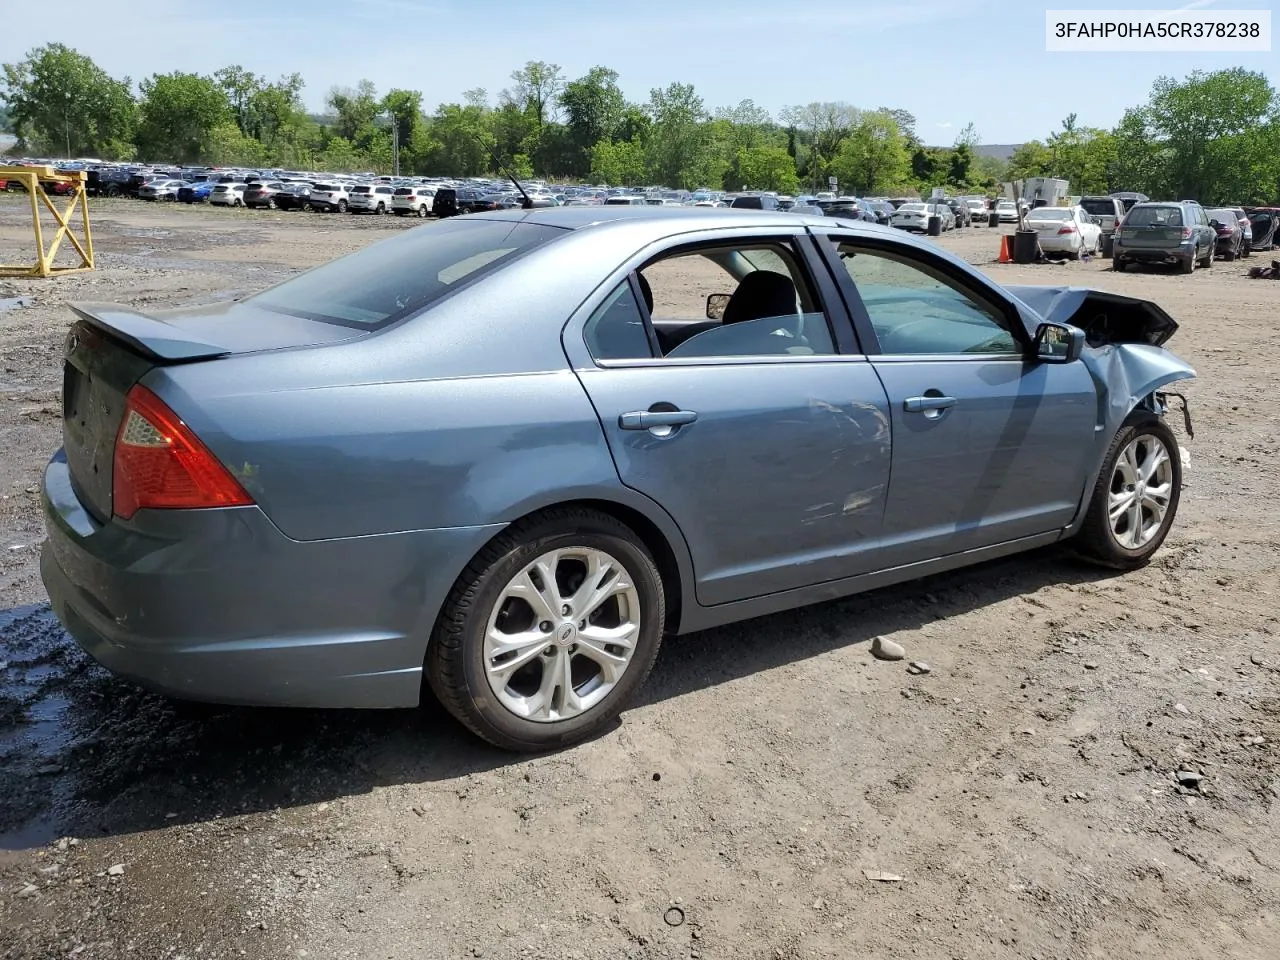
425 508 665 752
1075 414 1181 569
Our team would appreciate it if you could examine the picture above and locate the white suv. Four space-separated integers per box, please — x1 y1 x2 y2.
308 183 351 213
392 186 435 217
208 182 247 207
347 184 396 214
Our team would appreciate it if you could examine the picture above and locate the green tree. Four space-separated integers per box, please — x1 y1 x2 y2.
327 80 380 142
779 101 861 188
425 103 493 176
136 72 230 163
1 43 136 158
879 107 918 145
504 61 564 131
829 110 910 194
732 145 799 193
560 66 626 174
1006 140 1053 181
646 82 707 188
1045 115 1116 194
214 65 260 136
590 136 647 185
1126 68 1279 204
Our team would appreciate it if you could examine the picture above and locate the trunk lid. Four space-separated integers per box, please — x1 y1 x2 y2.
60 301 365 522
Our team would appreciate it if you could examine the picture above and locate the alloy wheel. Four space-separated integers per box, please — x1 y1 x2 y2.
1108 434 1174 549
483 547 641 722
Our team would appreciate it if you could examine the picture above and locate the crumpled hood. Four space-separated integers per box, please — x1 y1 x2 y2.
1005 284 1179 347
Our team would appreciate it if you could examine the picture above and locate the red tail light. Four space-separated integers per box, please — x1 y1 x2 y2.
1057 225 1076 234
1181 227 1193 239
113 385 253 520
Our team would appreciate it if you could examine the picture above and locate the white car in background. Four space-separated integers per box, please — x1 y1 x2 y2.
208 182 247 207
996 199 1019 222
1025 204 1103 259
347 183 397 214
308 183 351 213
965 198 988 222
890 202 931 231
393 186 435 216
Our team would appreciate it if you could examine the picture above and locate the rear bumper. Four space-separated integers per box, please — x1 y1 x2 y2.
1035 234 1079 253
40 451 503 709
1113 242 1193 263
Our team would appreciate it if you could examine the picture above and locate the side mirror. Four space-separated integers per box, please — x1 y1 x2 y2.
706 293 731 320
1033 321 1085 364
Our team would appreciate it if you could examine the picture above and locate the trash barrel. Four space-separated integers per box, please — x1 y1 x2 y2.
988 211 999 228
1013 229 1038 264
927 215 942 236
1101 234 1114 258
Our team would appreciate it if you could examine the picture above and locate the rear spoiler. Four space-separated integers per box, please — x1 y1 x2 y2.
68 303 231 362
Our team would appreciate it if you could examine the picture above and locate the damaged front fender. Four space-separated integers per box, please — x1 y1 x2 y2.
1003 283 1196 536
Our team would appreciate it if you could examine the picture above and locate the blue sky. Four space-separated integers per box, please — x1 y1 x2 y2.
3 0 1275 143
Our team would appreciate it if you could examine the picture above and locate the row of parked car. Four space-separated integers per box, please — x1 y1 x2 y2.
1022 194 1269 269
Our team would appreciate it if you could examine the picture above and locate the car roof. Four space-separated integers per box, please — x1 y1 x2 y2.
469 205 848 231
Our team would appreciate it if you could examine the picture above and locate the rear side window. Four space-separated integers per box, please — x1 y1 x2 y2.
249 220 568 329
584 282 654 361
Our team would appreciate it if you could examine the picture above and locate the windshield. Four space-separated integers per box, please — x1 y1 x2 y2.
1079 199 1116 215
249 219 568 329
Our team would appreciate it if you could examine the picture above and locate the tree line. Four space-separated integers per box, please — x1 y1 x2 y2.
2 45 1278 204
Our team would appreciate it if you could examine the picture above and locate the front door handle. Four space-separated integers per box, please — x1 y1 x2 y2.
619 409 698 430
903 395 957 413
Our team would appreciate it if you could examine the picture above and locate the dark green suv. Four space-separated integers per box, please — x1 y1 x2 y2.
1112 200 1217 274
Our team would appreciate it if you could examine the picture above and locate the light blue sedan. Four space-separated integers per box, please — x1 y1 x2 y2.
40 208 1195 750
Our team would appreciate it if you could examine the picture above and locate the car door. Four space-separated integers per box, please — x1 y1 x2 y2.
815 232 1098 567
563 230 893 607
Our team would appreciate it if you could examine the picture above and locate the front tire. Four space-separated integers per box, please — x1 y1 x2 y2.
425 508 665 752
1075 414 1181 569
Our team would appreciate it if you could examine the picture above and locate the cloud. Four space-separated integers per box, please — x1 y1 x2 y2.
935 121 953 128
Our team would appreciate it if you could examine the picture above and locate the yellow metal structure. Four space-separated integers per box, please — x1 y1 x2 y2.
0 166 95 278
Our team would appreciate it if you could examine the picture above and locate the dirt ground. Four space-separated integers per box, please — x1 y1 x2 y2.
1 200 1277 960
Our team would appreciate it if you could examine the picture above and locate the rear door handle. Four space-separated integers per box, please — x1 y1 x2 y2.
619 409 698 430
903 395 957 413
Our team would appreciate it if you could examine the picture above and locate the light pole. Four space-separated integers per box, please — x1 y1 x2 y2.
385 110 400 177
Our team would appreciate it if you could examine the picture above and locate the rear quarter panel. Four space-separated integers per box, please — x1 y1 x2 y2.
143 227 695 545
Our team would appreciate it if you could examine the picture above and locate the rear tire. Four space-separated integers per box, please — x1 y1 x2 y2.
425 508 665 752
1075 413 1181 570
1113 258 1127 272
337 200 348 213
417 205 429 218
1179 255 1195 274
1199 244 1213 268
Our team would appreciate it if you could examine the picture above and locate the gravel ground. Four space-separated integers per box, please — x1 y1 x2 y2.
1 200 1277 960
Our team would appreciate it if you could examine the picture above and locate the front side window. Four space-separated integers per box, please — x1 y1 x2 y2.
828 241 1019 356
